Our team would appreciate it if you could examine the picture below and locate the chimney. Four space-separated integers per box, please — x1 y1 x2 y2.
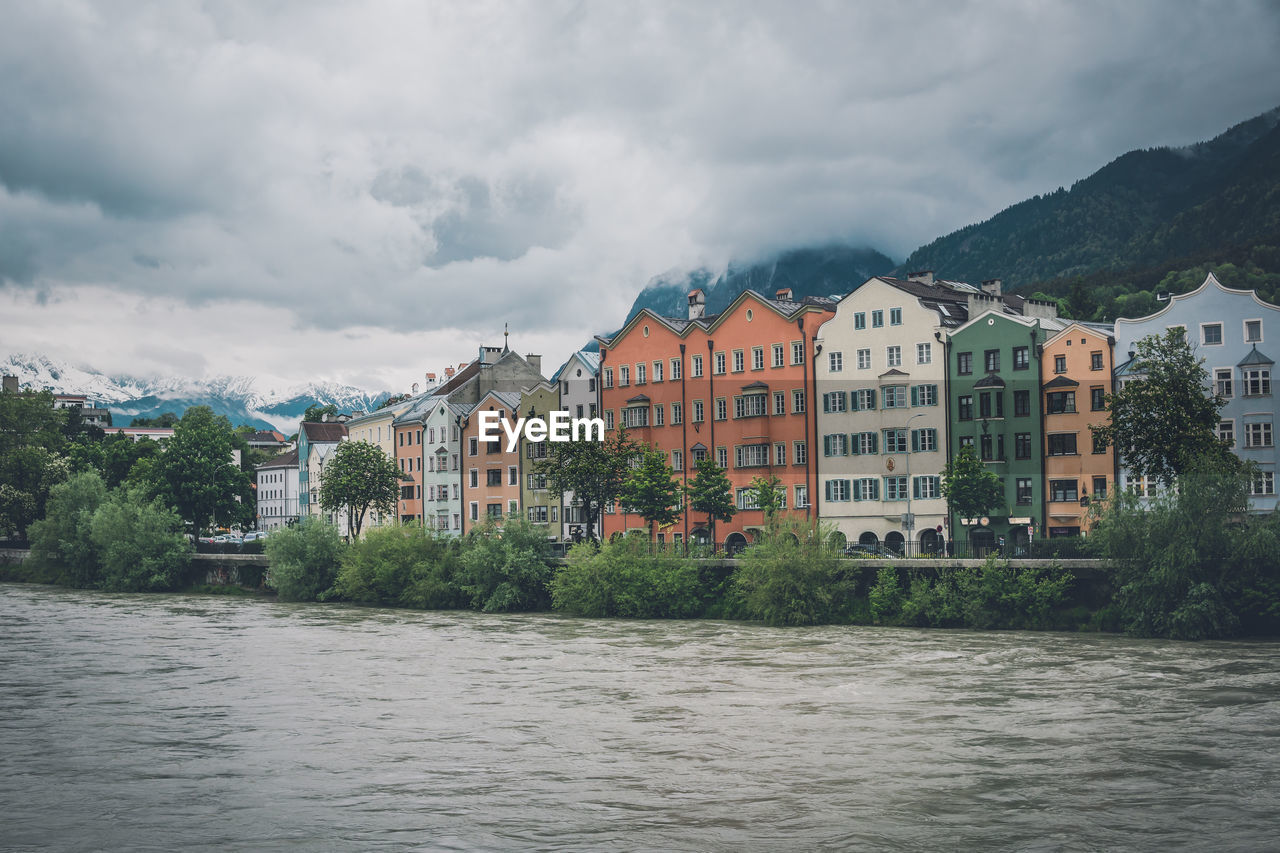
2 375 17 394
775 287 793 301
688 288 706 320
526 353 542 375
981 278 1003 296
445 366 455 378
426 372 437 382
907 270 934 286
412 382 419 394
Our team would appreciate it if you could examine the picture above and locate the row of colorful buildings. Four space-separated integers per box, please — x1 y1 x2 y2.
258 271 1279 554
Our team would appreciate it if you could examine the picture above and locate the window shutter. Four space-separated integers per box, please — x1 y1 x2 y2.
823 435 831 457
868 389 876 410
850 434 860 456
910 385 919 407
823 394 830 413
911 430 919 453
869 433 878 454
825 481 833 502
913 477 921 499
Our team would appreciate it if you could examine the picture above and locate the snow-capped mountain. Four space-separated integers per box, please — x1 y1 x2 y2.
2 353 389 432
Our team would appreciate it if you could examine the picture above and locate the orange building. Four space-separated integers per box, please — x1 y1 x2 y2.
460 390 524 533
1041 323 1117 537
394 415 425 525
597 288 835 549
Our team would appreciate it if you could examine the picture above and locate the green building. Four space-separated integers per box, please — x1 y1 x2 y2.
945 310 1061 553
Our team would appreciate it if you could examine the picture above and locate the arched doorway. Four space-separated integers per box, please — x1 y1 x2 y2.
725 531 748 555
885 531 905 555
859 531 879 546
919 528 941 555
970 527 995 556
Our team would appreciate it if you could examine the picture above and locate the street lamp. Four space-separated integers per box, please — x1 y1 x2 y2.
903 411 928 555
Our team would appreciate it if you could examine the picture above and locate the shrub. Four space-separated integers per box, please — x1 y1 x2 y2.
265 518 344 601
28 471 108 587
551 536 703 618
89 488 192 592
730 521 847 626
334 524 465 609
457 517 552 612
868 566 904 624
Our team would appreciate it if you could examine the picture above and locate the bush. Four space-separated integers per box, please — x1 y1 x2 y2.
334 524 465 609
265 518 344 601
28 471 108 587
730 521 849 626
457 517 553 612
551 536 704 618
89 488 192 592
868 566 904 624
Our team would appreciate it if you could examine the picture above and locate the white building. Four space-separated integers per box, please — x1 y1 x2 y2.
553 350 601 541
255 449 300 531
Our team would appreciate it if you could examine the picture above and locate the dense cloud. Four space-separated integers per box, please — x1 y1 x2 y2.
1 1 1278 388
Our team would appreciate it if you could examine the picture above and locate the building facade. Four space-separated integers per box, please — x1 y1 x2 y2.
297 421 347 521
461 390 524 533
255 449 300 531
553 351 601 541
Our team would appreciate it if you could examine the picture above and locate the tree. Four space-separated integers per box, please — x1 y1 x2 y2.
130 412 179 428
0 388 68 538
28 471 109 587
319 440 406 538
152 406 253 533
1091 328 1228 486
89 488 192 592
534 426 638 541
619 447 682 541
265 517 344 601
941 446 1004 522
685 457 736 545
748 474 785 529
302 403 339 423
458 517 552 611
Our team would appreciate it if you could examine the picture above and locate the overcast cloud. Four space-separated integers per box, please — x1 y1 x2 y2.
2 0 1278 391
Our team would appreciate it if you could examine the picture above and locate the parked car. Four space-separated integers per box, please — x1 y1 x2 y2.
844 543 893 558
243 531 267 543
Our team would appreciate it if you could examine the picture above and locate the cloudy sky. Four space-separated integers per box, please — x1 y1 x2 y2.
2 1 1278 393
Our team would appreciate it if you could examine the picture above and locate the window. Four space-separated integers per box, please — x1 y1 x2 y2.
1216 368 1233 398
1016 478 1033 505
883 429 907 453
959 435 974 451
795 485 809 508
736 443 770 468
823 391 847 413
1090 351 1104 371
619 365 630 386
792 390 806 413
1244 368 1271 396
913 476 940 499
911 384 937 406
1013 347 1029 371
772 344 785 367
715 398 727 421
882 386 907 408
853 432 878 455
1219 419 1234 447
605 409 615 430
857 349 871 370
1054 355 1067 374
671 449 683 471
716 447 728 468
773 392 786 416
917 342 931 364
735 488 759 510
872 310 884 328
621 405 649 428
469 501 479 521
714 352 726 375
752 347 765 370
823 434 848 457
979 391 993 418
635 363 646 385
1251 471 1275 496
693 400 704 422
911 428 937 452
527 506 549 523
508 500 518 516
854 312 866 330
671 402 683 425
957 352 973 375
884 476 908 501
886 346 902 367
692 446 708 463
1046 391 1076 414
732 350 744 372
468 437 479 456
1246 319 1263 343
958 395 974 420
852 478 880 501
1015 433 1031 459
1014 390 1030 417
735 394 767 418
487 469 502 487
1245 421 1273 448
692 355 704 377
829 351 843 372
670 358 682 380
654 404 664 426
890 307 902 326
980 434 994 461
985 349 1000 373
826 480 850 502
793 441 808 465
527 472 547 490
1050 479 1079 502
653 361 664 383
1093 477 1108 500
792 341 805 365
1047 433 1078 456
1091 387 1106 411
774 442 786 466
1202 323 1223 346
851 389 876 410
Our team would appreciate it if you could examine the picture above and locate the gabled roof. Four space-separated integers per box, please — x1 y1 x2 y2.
974 373 1006 389
1115 272 1280 327
1043 375 1080 389
597 288 836 349
878 368 909 379
256 448 299 470
300 422 347 442
741 380 769 391
553 350 601 381
1239 345 1275 367
626 394 651 404
1044 321 1115 348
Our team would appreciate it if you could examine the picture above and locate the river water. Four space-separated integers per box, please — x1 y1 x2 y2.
2 584 1278 852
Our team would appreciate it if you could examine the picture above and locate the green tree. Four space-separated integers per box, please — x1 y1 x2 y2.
89 488 192 592
731 520 851 626
319 440 406 538
685 457 735 546
619 447 682 541
748 474 785 529
0 388 68 538
130 412 179 428
457 516 552 611
302 403 339 423
941 446 1004 522
550 537 703 618
534 426 637 542
334 524 464 609
1091 328 1228 486
265 517 344 601
28 471 109 587
152 406 253 533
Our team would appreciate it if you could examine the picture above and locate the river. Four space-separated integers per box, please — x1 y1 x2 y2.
2 584 1278 851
